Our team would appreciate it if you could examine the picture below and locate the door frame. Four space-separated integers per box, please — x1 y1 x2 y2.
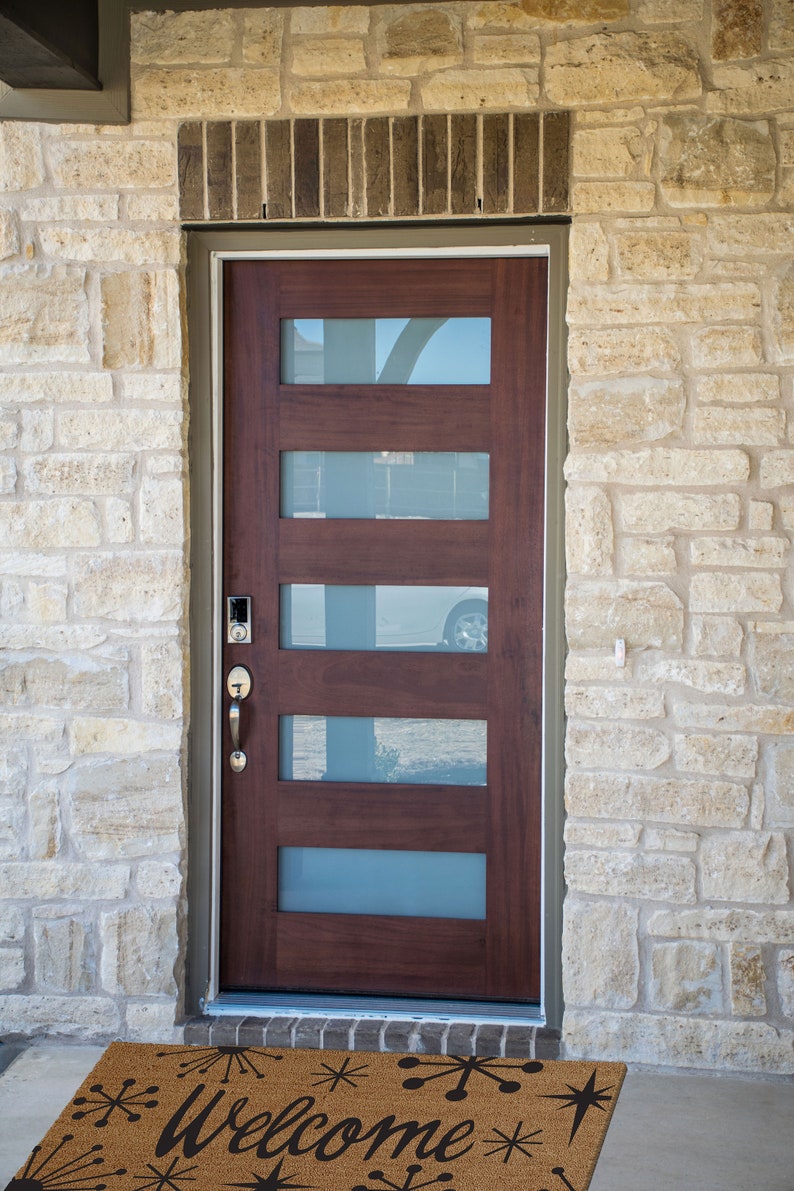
186 222 569 1029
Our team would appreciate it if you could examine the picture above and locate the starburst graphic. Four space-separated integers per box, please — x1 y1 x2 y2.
156 1046 283 1083
133 1157 199 1191
7 1134 127 1190
351 1166 456 1191
549 1168 578 1191
71 1080 159 1128
224 1157 314 1189
541 1070 616 1144
481 1120 543 1163
397 1055 543 1101
311 1055 370 1092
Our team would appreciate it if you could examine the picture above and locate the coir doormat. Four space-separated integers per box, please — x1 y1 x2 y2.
6 1042 625 1191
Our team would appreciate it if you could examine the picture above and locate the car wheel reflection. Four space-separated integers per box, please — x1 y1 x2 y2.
445 600 488 652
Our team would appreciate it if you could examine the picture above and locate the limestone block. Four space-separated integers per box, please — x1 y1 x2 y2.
471 33 541 66
567 224 610 283
121 374 183 404
242 10 284 65
139 475 185 546
769 0 794 49
621 536 677 575
564 821 641 848
0 499 100 548
748 502 774 532
293 37 368 76
104 499 133 545
690 326 762 368
132 10 237 64
569 378 684 445
573 127 648 179
58 409 182 452
72 552 185 622
643 827 699 851
0 626 107 651
706 58 794 116
565 486 613 575
674 733 758 779
674 699 794 735
691 615 743 657
136 860 182 899
572 182 656 214
47 140 175 190
759 451 794 488
651 941 723 1013
100 905 178 996
469 0 629 25
712 0 763 60
729 945 766 1016
0 861 128 900
778 951 794 1017
20 196 120 222
0 714 65 752
773 263 794 362
22 581 68 623
0 793 24 860
660 115 775 207
0 411 15 450
420 68 538 112
638 657 745 695
125 194 180 222
562 900 639 1008
566 771 749 827
566 721 671 769
0 949 25 990
70 716 182 757
101 269 181 370
567 282 760 326
0 265 90 364
23 454 135 496
140 640 183 720
708 213 794 257
770 745 794 825
565 685 664 719
65 756 183 859
0 456 15 493
291 7 370 34
567 450 748 487
29 780 61 860
565 849 696 902
694 407 785 446
380 9 461 73
696 374 779 404
649 907 794 943
613 231 699 279
566 579 683 649
0 125 45 191
0 655 128 712
19 409 53 452
133 69 281 120
33 913 92 993
0 372 113 405
0 994 120 1038
563 1007 794 1072
690 572 782 614
0 906 24 943
700 832 790 904
750 630 794 701
0 209 19 260
568 327 681 375
294 78 414 116
635 0 703 21
40 228 180 267
782 496 794 531
545 32 701 106
125 1001 181 1043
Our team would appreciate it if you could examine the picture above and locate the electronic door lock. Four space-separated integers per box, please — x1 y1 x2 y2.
227 595 252 644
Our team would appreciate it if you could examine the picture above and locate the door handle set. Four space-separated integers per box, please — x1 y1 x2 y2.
227 665 252 773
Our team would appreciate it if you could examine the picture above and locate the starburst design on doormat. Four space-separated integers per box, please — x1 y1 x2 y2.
224 1156 314 1189
7 1134 127 1190
71 1080 159 1128
311 1055 369 1092
539 1168 579 1191
397 1055 544 1101
155 1046 283 1083
481 1120 543 1163
351 1166 456 1190
541 1070 617 1144
133 1157 199 1191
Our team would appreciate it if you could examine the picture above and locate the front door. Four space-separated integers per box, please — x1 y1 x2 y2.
220 255 547 1002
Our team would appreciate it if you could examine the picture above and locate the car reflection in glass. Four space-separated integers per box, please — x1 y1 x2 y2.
282 585 488 652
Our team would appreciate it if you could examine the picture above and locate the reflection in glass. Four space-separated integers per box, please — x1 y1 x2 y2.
279 847 486 919
281 585 488 652
281 318 491 385
281 452 489 519
280 716 487 785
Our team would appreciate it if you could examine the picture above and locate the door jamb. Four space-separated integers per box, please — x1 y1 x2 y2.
186 222 568 1028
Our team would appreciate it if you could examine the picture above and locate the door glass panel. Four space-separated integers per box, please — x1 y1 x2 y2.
281 318 491 384
280 716 487 785
281 585 488 652
281 451 489 519
279 847 486 919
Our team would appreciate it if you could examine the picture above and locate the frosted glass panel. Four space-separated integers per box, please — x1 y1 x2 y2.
280 716 487 785
281 585 488 652
281 451 489 519
281 318 491 384
279 847 486 919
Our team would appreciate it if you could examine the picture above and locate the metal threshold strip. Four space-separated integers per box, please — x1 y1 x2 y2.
209 991 545 1024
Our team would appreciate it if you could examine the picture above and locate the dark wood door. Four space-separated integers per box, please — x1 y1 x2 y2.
220 256 547 1001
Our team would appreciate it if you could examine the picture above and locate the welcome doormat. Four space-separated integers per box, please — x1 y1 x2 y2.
6 1042 625 1191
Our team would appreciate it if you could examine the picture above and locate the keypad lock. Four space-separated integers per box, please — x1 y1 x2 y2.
227 595 252 644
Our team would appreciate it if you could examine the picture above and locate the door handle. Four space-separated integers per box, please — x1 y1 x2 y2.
227 665 252 773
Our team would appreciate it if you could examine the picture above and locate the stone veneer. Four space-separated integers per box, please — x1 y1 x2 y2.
0 1 793 1074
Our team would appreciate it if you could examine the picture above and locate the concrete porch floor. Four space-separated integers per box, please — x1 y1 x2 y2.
0 1044 792 1190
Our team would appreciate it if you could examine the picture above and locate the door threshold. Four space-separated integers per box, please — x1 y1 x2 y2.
207 991 545 1025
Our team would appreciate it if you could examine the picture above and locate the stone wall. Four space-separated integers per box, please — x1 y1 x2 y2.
0 1 792 1073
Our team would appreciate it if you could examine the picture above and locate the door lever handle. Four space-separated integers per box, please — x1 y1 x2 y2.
227 666 252 773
